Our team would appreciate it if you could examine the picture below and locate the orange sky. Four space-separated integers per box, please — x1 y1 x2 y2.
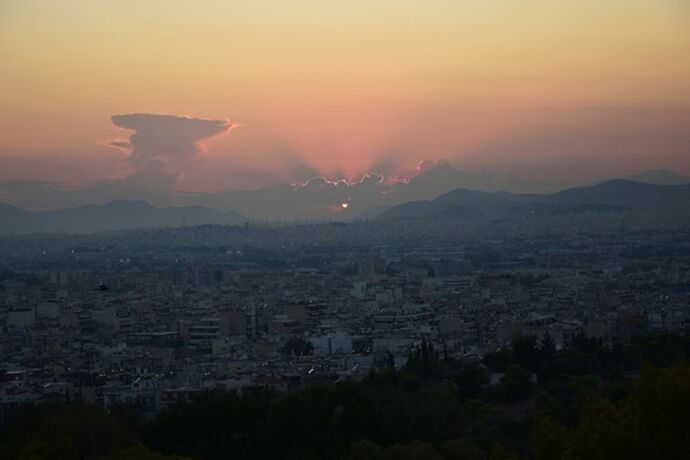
1 1 689 189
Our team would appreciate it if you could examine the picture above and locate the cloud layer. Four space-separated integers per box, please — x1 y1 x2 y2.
110 113 232 168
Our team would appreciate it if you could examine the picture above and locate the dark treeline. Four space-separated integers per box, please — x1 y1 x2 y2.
3 333 690 460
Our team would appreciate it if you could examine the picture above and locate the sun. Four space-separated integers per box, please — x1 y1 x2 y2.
340 202 350 209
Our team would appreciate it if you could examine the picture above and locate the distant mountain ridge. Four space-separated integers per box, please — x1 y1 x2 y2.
0 203 30 218
377 180 690 220
4 179 689 233
0 168 690 227
2 165 689 224
0 160 576 220
629 169 690 186
0 200 244 235
548 180 690 206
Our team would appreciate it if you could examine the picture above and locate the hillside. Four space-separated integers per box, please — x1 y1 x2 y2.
0 200 245 234
377 180 690 220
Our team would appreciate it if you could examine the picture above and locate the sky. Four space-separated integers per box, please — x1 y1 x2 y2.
1 0 689 193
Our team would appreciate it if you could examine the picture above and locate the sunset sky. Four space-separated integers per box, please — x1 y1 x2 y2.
1 0 689 191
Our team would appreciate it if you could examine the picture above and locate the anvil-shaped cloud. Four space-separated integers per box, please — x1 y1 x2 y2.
110 113 232 167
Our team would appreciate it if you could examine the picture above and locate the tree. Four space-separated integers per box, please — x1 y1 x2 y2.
0 403 134 460
344 440 383 460
490 443 523 460
532 363 690 459
383 441 444 460
438 439 485 460
511 335 540 372
540 331 556 361
97 443 193 460
499 364 534 402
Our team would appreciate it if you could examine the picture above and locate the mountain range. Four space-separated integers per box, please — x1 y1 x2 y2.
173 160 537 220
9 161 688 220
0 200 244 235
152 164 690 220
1 165 689 232
629 169 690 186
376 180 690 221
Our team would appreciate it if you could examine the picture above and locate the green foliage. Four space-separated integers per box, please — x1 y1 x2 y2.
343 440 384 460
498 364 534 403
345 438 487 460
511 335 540 372
3 333 690 460
486 332 690 384
96 443 193 460
0 403 134 460
141 363 511 460
490 443 523 460
532 362 690 459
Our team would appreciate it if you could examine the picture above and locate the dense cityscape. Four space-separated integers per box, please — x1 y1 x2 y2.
2 212 689 408
2 214 690 458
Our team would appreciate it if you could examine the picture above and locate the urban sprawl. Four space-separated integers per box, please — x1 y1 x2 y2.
1 219 689 415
